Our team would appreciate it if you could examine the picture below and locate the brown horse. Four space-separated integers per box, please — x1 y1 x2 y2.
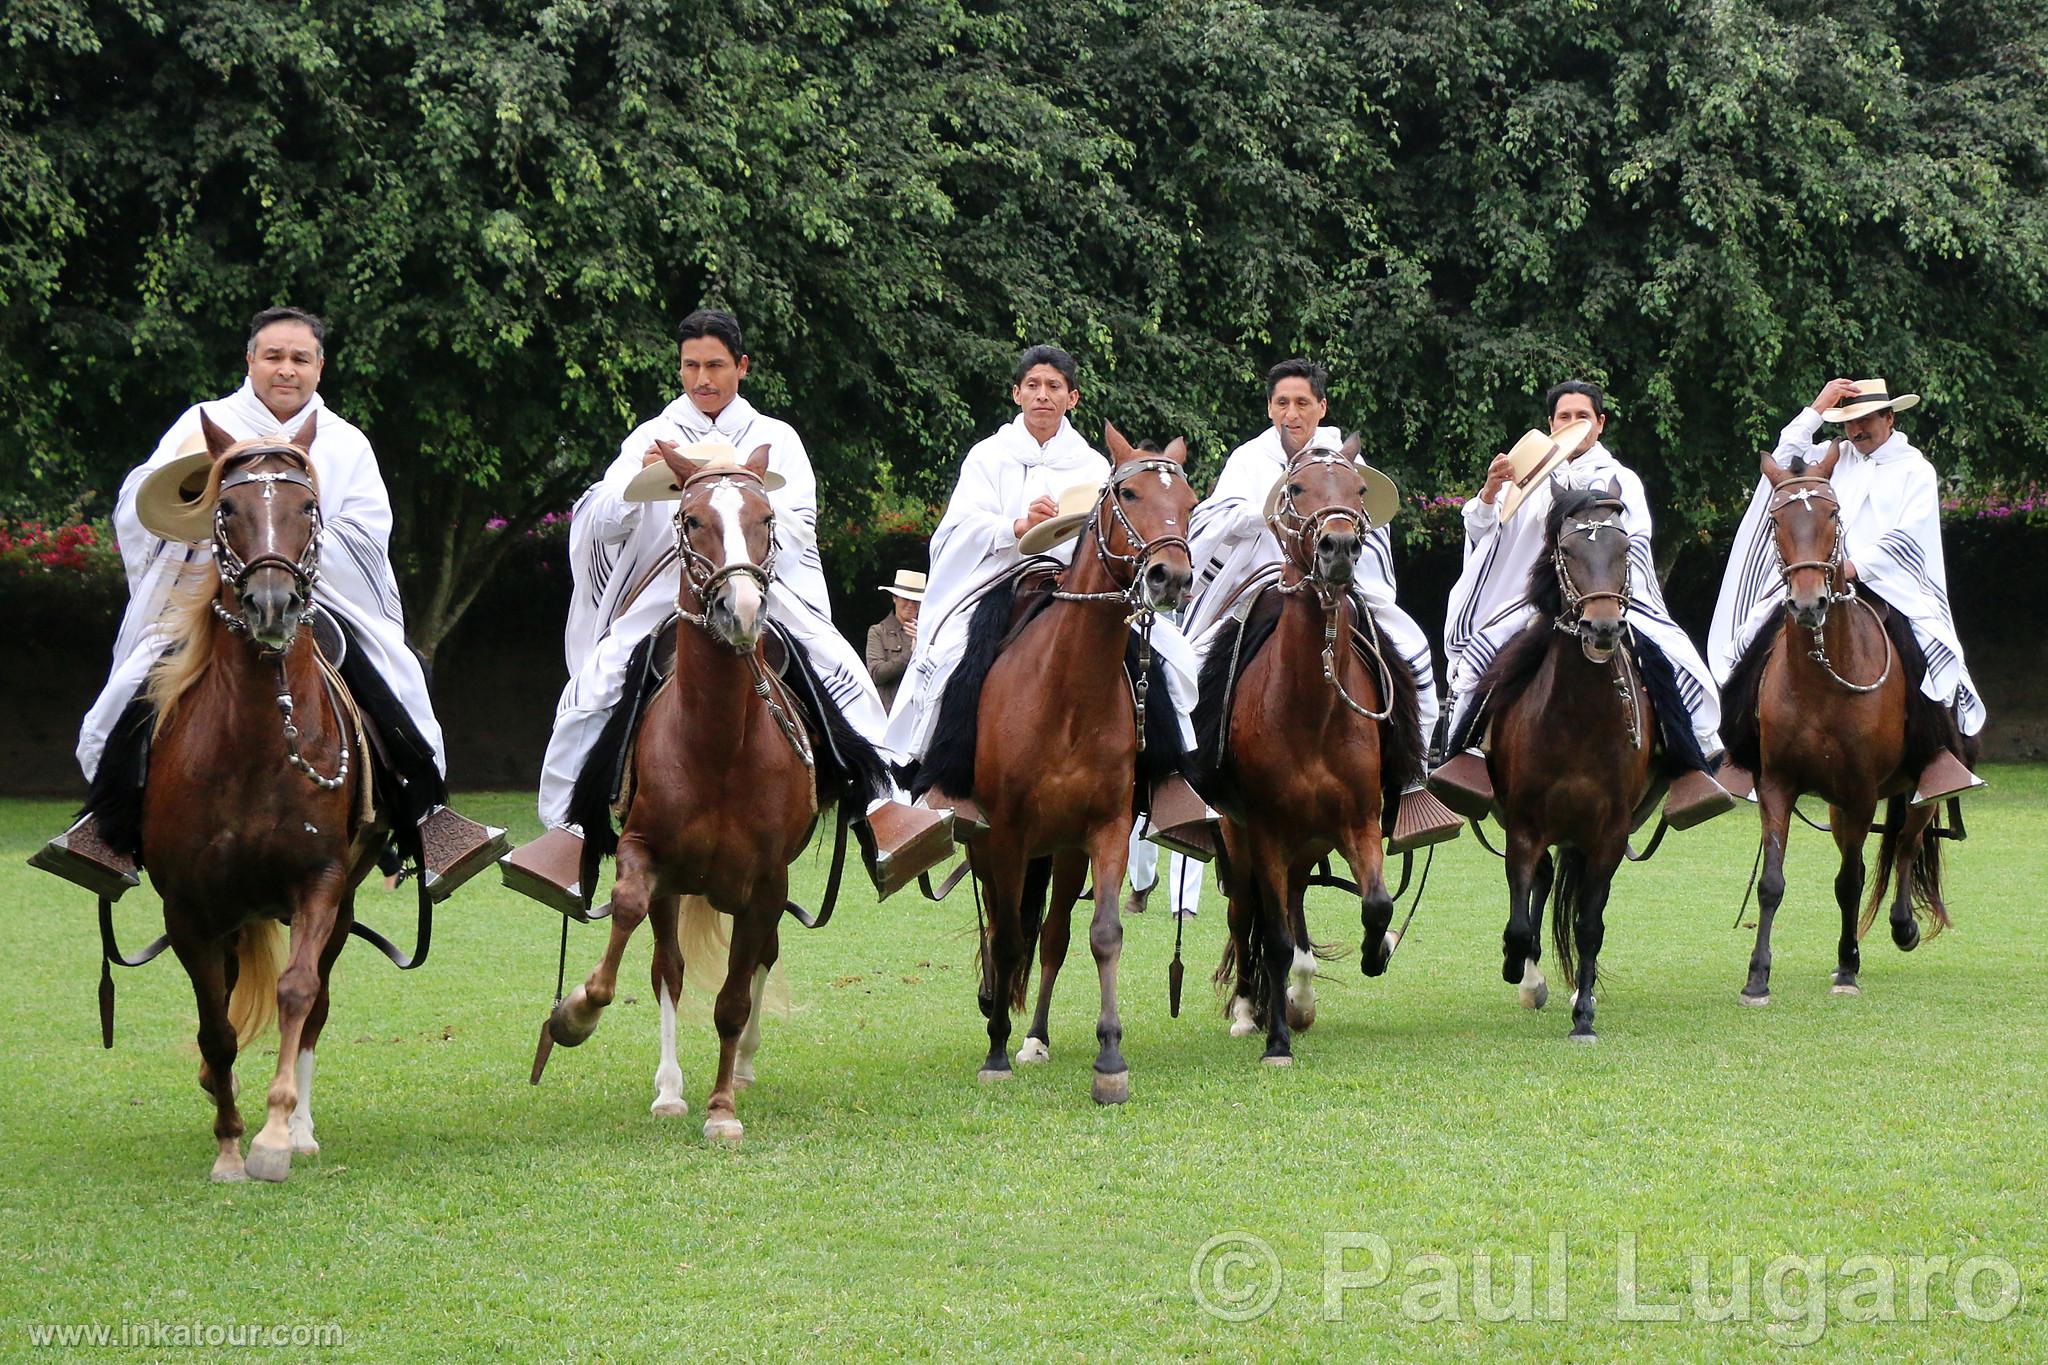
541 445 883 1142
1478 482 1653 1042
138 413 389 1182
1726 446 1956 1005
928 425 1194 1103
1198 438 1423 1064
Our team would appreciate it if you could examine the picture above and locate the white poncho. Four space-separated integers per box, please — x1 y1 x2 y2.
1442 441 1721 752
77 379 443 780
1706 407 1984 735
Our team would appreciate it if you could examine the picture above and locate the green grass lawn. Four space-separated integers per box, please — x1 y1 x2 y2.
3 770 2043 1361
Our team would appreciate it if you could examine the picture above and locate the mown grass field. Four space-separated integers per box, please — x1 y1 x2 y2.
4 769 2043 1361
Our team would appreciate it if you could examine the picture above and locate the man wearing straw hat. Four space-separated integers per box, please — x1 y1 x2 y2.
1707 378 1985 801
504 308 950 908
1429 380 1736 828
866 570 925 710
36 306 504 900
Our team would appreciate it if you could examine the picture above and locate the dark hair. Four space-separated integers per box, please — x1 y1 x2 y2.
677 308 745 360
1013 344 1079 387
1266 358 1328 401
1545 379 1606 420
248 306 326 356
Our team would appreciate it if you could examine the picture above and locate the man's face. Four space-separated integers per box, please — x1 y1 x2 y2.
1843 409 1895 456
894 596 920 626
246 322 324 421
1268 377 1328 456
1551 392 1606 457
1011 364 1078 439
680 336 749 417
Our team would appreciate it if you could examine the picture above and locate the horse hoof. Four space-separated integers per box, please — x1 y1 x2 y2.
651 1099 689 1118
1091 1069 1130 1105
976 1066 1013 1084
1285 1005 1315 1033
209 1155 247 1184
1383 928 1402 960
1893 921 1921 953
1228 1018 1258 1038
703 1116 744 1144
1568 1029 1598 1044
547 1006 597 1049
1830 976 1862 997
1261 1053 1293 1068
1016 1038 1050 1065
1228 998 1257 1037
1739 990 1771 1007
244 1141 292 1183
1519 980 1549 1011
290 1135 321 1157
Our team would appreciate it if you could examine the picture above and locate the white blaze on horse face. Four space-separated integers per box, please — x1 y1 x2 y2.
652 981 686 1116
709 482 763 633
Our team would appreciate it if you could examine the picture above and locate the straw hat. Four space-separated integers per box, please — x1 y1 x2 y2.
879 569 927 600
1016 481 1104 556
1496 419 1594 524
133 433 219 543
1261 450 1402 530
622 439 785 501
1821 379 1920 424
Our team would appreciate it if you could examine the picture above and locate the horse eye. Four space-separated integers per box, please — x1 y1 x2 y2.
1119 487 1138 501
1287 484 1304 498
684 516 701 531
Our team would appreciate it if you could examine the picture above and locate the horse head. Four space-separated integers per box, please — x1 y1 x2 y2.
665 442 775 651
1272 433 1373 587
1100 422 1196 612
198 409 322 653
1762 443 1845 630
1547 479 1631 661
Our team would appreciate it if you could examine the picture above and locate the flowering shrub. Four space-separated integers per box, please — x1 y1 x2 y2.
0 518 123 580
1941 485 2047 524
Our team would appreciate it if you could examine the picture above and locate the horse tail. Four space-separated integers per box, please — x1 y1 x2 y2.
1859 796 1952 942
676 895 792 1016
1549 848 1587 991
227 919 286 1044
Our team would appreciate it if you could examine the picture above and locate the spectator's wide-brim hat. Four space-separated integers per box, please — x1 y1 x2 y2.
879 570 927 600
1498 419 1595 524
133 433 223 544
1016 481 1105 556
622 439 785 500
1260 447 1402 530
1821 379 1920 424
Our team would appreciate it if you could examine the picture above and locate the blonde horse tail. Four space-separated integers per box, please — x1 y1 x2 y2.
227 919 286 1044
677 896 790 1016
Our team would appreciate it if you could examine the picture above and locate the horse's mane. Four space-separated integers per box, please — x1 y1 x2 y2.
911 571 1054 799
145 560 224 732
1464 486 1610 742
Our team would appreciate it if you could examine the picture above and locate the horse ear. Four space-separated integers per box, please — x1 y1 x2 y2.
1760 451 1790 487
1102 421 1134 465
657 440 696 487
1341 432 1362 463
745 443 772 481
290 410 318 453
1605 476 1623 501
199 410 237 461
1161 436 1188 466
1815 439 1842 480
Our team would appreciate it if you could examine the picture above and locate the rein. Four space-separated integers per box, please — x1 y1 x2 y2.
1263 449 1395 721
1766 478 1895 694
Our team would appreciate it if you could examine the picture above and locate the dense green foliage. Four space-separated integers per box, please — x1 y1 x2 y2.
6 0 2045 650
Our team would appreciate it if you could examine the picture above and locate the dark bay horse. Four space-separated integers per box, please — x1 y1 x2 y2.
1476 482 1652 1042
140 413 388 1182
926 424 1194 1103
1197 438 1423 1064
1723 447 1960 1006
542 445 884 1142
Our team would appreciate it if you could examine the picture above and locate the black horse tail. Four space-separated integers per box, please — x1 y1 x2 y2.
979 854 1055 1016
1213 880 1275 1028
1549 848 1589 991
913 577 1019 800
1860 795 1952 942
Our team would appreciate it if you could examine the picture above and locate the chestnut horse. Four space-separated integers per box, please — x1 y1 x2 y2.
1477 482 1653 1042
540 445 884 1142
139 413 389 1182
1725 447 1957 1005
1197 438 1422 1064
935 425 1194 1103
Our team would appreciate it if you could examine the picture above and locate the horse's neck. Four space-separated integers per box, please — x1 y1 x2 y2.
181 617 321 763
1781 595 1889 687
1532 631 1630 738
1042 532 1134 655
1271 586 1349 705
667 620 763 733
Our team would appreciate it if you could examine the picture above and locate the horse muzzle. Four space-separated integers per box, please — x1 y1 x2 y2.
1315 528 1361 586
240 563 310 652
1141 556 1192 612
1789 593 1829 631
708 575 766 652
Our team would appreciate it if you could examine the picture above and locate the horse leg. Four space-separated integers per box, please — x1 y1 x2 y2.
1020 850 1087 1064
703 896 777 1144
976 837 1029 1081
247 873 347 1182
1503 828 1549 1008
1888 801 1940 953
1086 821 1133 1102
646 893 688 1117
734 931 774 1091
1238 831 1295 1064
1339 820 1396 979
1743 782 1794 1006
286 895 353 1157
1283 866 1318 1032
1829 803 1874 993
169 919 246 1182
550 836 654 1047
1221 832 1260 1037
1568 851 1620 1041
